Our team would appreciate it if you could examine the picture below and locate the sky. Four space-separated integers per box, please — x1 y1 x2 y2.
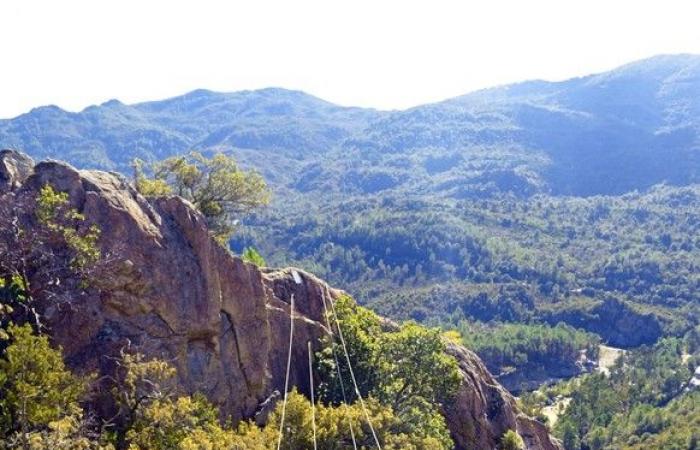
1 0 699 118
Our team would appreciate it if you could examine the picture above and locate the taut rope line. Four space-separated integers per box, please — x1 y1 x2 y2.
276 294 295 450
320 290 358 449
326 290 382 449
308 341 318 450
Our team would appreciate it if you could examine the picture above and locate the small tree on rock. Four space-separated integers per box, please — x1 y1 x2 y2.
241 247 266 267
133 152 270 243
500 429 525 450
0 185 107 334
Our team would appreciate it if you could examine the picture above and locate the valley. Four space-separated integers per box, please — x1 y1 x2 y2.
525 344 624 427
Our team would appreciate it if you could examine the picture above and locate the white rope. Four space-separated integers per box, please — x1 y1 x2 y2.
308 341 318 450
276 294 295 450
326 292 382 449
320 291 358 450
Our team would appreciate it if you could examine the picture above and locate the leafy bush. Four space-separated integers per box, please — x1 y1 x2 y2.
241 246 266 267
0 324 91 447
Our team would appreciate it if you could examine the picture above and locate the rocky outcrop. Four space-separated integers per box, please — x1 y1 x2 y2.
0 151 562 450
444 345 562 450
0 149 34 191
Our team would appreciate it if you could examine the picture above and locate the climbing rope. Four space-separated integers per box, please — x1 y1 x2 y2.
320 290 358 450
308 341 318 450
276 276 378 449
325 290 382 449
276 294 295 450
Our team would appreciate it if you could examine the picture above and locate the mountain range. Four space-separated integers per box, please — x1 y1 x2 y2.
2 54 699 197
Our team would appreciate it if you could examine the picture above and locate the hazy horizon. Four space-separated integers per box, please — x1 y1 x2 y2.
2 0 700 118
4 52 700 121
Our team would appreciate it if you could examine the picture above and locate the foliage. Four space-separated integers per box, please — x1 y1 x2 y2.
0 324 89 448
127 394 232 450
238 185 699 347
35 185 101 268
316 295 383 404
316 296 460 448
20 414 113 450
499 429 524 450
454 321 600 379
109 354 454 449
134 152 270 242
376 322 461 412
241 246 266 267
516 391 550 424
232 389 452 450
553 335 699 449
106 352 178 449
617 392 700 450
0 184 104 333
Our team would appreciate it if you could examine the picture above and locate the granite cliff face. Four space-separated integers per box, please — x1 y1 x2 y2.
0 150 561 450
443 344 560 450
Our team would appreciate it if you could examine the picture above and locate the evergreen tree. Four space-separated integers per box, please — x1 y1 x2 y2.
0 324 87 449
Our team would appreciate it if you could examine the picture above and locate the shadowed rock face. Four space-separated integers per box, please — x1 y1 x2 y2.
542 297 663 348
0 150 562 450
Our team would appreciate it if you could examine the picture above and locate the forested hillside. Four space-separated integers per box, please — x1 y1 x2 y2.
239 185 699 345
543 329 700 449
2 54 699 397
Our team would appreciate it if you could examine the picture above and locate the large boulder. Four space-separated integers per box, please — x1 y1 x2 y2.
0 149 34 191
2 153 562 450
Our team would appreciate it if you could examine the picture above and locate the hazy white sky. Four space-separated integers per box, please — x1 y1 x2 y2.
1 0 699 118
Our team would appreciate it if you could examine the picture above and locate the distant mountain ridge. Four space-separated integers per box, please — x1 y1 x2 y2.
1 54 699 196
